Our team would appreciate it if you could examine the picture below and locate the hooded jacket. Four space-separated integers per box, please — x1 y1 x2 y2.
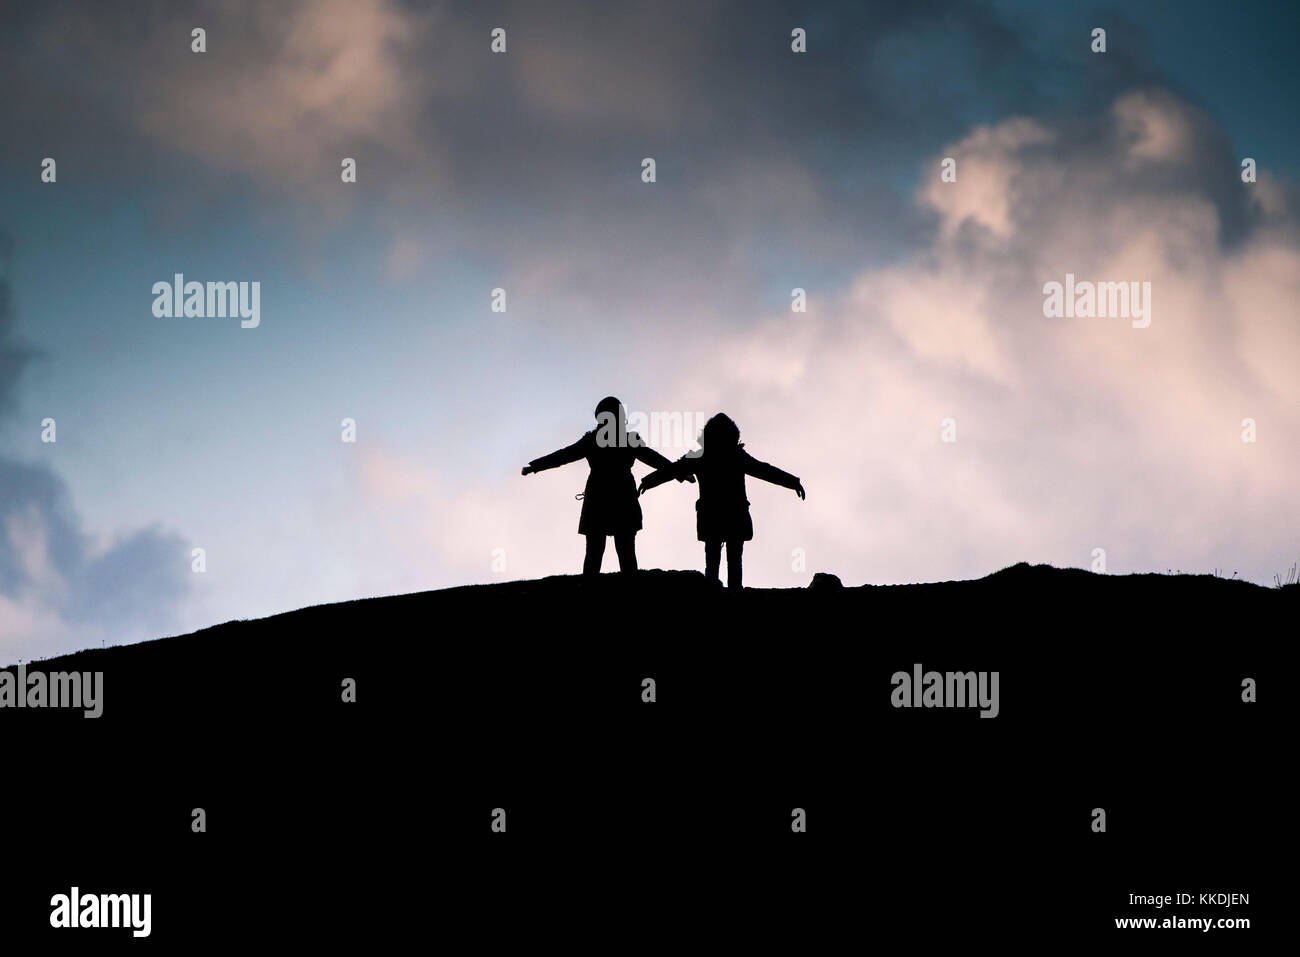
642 445 800 542
529 430 675 536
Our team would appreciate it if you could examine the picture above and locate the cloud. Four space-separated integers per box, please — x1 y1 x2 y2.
697 88 1300 584
340 87 1300 592
2 1 1295 654
30 0 458 204
0 255 40 416
920 119 1056 241
4 0 1066 258
383 234 435 282
0 268 191 663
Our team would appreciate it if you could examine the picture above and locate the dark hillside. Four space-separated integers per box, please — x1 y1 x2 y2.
3 564 1282 946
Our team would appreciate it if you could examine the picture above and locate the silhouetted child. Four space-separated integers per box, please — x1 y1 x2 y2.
522 397 691 575
639 412 804 589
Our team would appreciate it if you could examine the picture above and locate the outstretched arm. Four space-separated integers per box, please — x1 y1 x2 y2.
634 444 674 471
638 456 696 494
522 435 587 476
742 452 805 499
634 443 696 483
638 468 672 494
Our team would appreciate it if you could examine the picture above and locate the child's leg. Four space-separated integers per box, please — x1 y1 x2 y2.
614 532 638 572
583 534 606 576
726 539 744 589
704 540 723 582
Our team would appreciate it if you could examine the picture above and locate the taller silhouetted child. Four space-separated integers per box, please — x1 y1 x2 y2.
639 412 804 589
522 397 691 575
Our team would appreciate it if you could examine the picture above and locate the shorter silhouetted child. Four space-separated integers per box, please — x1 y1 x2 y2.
639 412 804 589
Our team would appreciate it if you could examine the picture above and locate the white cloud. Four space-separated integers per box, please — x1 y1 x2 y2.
340 89 1300 591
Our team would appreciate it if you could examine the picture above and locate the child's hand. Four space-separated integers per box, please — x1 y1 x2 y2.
794 481 805 500
521 465 534 476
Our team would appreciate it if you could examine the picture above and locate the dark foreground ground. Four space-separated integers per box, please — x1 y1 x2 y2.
0 564 1285 947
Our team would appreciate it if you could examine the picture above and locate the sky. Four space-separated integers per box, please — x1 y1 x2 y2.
1 0 1298 661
